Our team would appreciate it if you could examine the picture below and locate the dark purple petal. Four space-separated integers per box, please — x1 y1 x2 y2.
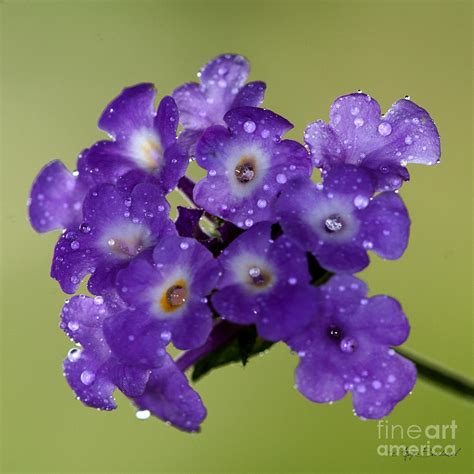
175 206 206 239
316 241 370 273
211 284 260 325
29 159 89 233
153 96 179 148
224 106 293 138
133 355 207 432
214 223 317 341
80 140 134 185
323 165 375 201
171 301 213 350
103 309 167 368
112 364 151 398
98 83 156 140
358 192 410 260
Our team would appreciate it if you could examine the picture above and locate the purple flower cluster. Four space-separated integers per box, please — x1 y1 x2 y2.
29 54 440 431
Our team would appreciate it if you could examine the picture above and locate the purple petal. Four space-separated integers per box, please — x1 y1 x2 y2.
64 352 117 410
103 309 167 368
29 159 89 233
172 82 210 130
351 351 416 419
351 295 410 346
153 96 179 148
358 192 410 260
224 106 293 138
232 81 266 108
323 165 375 201
295 356 347 404
112 364 151 398
133 355 207 432
305 93 440 191
317 241 370 273
171 301 213 350
98 83 156 140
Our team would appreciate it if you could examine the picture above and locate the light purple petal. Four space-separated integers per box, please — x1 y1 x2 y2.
29 159 89 233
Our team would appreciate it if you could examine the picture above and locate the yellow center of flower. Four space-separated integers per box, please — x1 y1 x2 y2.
160 279 188 313
141 138 163 170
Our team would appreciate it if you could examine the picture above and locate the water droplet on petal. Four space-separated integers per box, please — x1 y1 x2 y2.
353 195 369 209
80 370 95 385
243 121 256 133
257 199 267 209
378 122 392 136
276 173 287 184
180 242 189 250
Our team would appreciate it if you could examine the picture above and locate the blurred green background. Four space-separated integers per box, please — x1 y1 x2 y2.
1 0 472 473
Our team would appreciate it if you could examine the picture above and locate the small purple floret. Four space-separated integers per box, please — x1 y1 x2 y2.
304 93 440 191
287 275 417 419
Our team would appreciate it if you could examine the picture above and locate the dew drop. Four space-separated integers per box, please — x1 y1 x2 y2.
354 117 364 127
257 199 267 209
67 348 82 362
80 370 95 386
136 409 151 420
353 195 369 209
377 122 392 136
340 337 357 353
179 242 189 250
243 121 256 133
276 173 287 184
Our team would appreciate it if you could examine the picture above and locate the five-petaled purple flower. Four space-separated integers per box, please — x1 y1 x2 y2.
28 53 440 431
304 93 440 191
212 222 318 341
194 106 312 228
287 275 416 419
173 54 266 151
276 165 410 273
61 295 206 431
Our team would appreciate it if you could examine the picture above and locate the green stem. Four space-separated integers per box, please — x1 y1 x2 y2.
398 348 474 400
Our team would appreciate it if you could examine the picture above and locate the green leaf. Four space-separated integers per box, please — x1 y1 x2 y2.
191 325 274 382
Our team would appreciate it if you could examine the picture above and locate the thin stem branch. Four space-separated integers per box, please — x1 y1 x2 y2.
398 348 474 400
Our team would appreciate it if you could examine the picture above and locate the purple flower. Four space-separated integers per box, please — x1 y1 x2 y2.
276 165 410 273
81 83 188 194
194 106 312 228
212 222 318 341
51 182 175 295
173 54 266 148
28 151 92 233
304 93 440 191
61 295 150 410
113 236 220 350
287 275 416 419
61 295 206 431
